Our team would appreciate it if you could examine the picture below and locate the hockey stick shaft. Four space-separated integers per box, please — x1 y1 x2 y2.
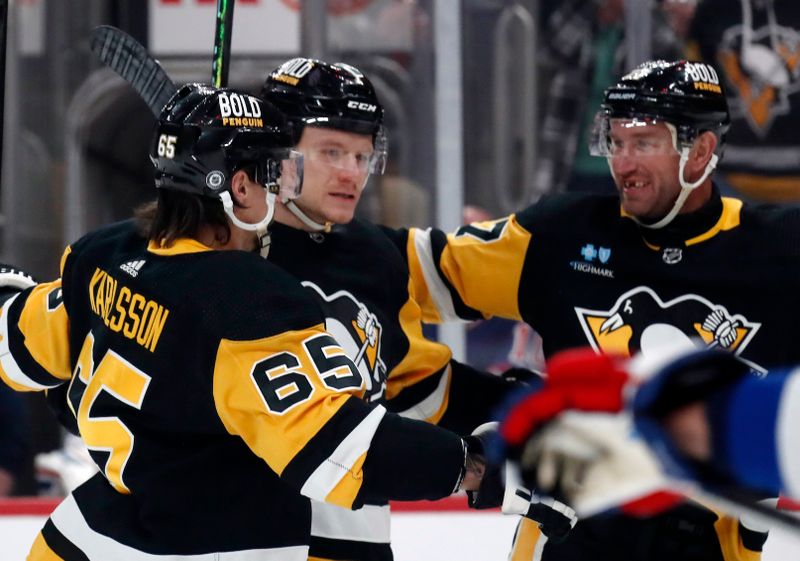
693 486 800 537
0 0 7 193
212 0 235 87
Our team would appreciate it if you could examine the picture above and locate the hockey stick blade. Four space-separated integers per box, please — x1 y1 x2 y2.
89 25 178 117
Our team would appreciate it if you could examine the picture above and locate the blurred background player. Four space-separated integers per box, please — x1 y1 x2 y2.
687 0 800 202
534 0 685 195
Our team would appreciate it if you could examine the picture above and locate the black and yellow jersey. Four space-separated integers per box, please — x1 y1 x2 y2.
0 220 465 561
268 219 514 561
396 189 800 373
392 187 792 561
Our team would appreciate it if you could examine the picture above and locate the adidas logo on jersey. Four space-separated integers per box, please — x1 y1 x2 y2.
120 260 145 277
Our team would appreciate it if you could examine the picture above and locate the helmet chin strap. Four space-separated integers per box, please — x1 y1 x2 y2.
615 122 719 230
286 200 332 233
635 149 718 230
219 189 278 257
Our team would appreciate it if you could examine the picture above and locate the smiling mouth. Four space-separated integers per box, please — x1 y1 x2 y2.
622 180 649 193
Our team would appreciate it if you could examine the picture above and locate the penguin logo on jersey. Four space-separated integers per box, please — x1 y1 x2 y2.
302 282 387 401
716 3 800 137
575 286 766 375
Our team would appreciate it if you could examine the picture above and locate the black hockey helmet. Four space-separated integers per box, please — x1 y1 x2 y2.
150 83 302 199
261 57 384 138
594 59 730 154
260 58 387 174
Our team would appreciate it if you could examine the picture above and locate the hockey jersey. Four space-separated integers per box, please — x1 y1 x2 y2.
0 220 466 561
268 219 513 561
391 187 797 560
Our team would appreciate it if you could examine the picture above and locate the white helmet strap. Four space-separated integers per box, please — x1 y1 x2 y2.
219 189 278 257
630 124 719 230
286 200 332 233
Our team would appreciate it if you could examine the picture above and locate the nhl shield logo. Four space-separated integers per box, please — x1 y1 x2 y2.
662 247 682 264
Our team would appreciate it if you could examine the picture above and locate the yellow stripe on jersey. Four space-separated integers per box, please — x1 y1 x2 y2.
16 281 71 382
713 513 762 561
406 229 443 324
437 216 529 321
147 237 214 255
300 405 385 507
624 198 742 250
28 532 67 561
385 287 452 406
213 324 378 507
509 517 546 561
59 245 72 276
323 449 368 506
685 198 742 247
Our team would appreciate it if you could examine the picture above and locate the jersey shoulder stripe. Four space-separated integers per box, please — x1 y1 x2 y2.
385 363 451 424
0 283 70 391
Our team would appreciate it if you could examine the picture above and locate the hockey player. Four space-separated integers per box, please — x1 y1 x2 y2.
0 84 495 560
258 58 564 561
500 345 800 516
387 59 800 560
645 355 800 500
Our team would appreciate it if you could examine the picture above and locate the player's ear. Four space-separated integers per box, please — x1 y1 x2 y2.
691 131 717 168
229 169 252 206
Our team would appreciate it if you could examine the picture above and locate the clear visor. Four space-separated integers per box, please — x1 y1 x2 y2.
302 126 388 176
588 116 680 158
259 149 304 202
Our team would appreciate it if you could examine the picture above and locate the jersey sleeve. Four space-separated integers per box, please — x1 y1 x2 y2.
382 273 454 425
212 322 465 510
0 249 72 393
400 215 532 323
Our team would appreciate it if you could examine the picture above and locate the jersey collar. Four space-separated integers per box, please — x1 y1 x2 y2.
147 238 214 256
624 184 742 249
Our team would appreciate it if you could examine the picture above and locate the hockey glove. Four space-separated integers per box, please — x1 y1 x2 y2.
501 347 630 450
502 463 577 542
500 347 685 517
519 410 684 518
0 263 37 305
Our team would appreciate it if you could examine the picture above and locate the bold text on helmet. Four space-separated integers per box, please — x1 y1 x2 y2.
685 62 719 85
218 92 262 119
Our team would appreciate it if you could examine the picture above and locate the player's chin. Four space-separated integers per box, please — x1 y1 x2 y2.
326 202 358 224
620 196 654 218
